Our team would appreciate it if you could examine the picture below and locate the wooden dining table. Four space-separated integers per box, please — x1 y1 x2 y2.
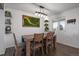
23 33 56 56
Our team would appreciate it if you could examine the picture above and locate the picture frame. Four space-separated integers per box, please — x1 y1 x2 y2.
22 15 40 27
67 19 76 24
5 19 11 25
5 26 11 34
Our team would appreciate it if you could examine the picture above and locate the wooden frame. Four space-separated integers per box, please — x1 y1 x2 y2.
22 15 40 27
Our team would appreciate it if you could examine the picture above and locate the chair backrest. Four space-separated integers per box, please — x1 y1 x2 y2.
13 33 19 48
34 33 44 42
46 31 54 40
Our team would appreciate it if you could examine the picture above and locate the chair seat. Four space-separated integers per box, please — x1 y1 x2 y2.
46 39 52 44
18 42 26 55
31 42 42 49
15 47 25 56
13 33 26 56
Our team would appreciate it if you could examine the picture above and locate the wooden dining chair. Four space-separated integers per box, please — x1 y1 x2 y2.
45 31 55 54
13 33 25 56
30 33 44 56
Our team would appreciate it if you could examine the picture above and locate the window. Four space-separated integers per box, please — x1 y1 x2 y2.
59 21 65 29
53 22 58 29
53 20 65 30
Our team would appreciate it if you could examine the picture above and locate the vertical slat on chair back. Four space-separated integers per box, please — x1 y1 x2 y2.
46 31 54 40
34 33 44 42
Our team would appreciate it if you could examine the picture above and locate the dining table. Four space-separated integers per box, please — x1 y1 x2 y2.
23 33 56 56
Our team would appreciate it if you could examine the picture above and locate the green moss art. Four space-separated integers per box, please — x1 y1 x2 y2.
22 15 40 27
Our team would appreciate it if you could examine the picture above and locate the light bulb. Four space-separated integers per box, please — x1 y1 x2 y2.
35 13 38 16
43 15 46 18
41 14 43 17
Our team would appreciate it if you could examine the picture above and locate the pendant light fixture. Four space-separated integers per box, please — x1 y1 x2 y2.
35 5 48 18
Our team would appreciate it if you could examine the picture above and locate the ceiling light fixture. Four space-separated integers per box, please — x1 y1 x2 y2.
35 5 48 18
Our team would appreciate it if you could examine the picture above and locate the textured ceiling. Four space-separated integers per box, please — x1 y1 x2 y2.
5 3 79 15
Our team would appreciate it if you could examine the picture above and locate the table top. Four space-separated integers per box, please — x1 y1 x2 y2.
23 35 34 41
23 33 47 42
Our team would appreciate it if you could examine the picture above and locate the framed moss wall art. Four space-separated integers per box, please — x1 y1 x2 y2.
22 15 40 27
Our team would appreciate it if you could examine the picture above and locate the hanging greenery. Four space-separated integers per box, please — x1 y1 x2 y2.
45 26 49 31
44 20 49 32
44 23 48 26
44 20 49 22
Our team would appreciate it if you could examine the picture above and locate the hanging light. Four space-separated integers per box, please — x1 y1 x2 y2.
35 6 47 18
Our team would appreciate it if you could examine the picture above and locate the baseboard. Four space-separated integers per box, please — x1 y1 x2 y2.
57 42 79 49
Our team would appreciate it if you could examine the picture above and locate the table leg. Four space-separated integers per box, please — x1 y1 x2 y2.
26 41 31 56
53 36 56 48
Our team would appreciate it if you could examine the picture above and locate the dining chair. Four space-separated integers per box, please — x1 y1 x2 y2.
13 33 25 56
30 33 44 56
45 31 55 54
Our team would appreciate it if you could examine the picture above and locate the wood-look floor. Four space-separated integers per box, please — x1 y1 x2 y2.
4 42 79 56
48 43 79 56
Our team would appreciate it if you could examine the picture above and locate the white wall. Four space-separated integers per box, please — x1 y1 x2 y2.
56 7 79 48
5 8 53 48
0 9 5 55
5 6 79 50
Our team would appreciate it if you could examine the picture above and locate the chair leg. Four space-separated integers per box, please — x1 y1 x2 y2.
33 49 35 56
46 44 48 55
51 41 53 48
41 46 44 55
53 36 56 49
15 51 18 56
53 41 56 49
51 43 53 50
15 50 21 56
